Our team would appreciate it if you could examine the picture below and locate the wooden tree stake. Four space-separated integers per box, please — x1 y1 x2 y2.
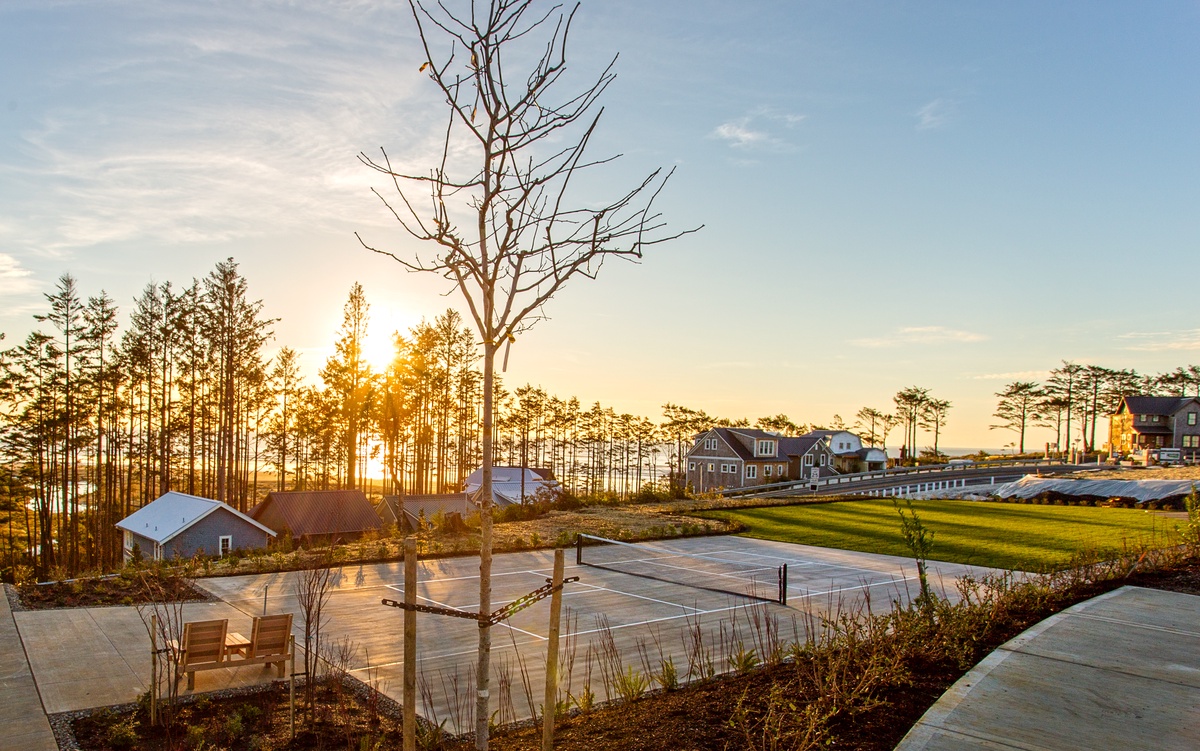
542 549 565 751
404 536 417 751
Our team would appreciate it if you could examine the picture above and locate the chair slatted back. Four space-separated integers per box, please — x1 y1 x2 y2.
182 619 227 666
249 613 293 658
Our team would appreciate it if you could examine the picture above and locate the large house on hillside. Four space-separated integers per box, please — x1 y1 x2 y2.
1108 396 1200 458
803 430 888 474
685 427 836 492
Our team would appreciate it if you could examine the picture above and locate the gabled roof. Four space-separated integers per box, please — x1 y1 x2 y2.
779 435 827 458
249 490 381 538
116 491 276 545
1119 396 1199 415
464 467 559 486
406 493 473 526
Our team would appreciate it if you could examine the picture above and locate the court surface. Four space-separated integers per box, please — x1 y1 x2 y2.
197 535 993 733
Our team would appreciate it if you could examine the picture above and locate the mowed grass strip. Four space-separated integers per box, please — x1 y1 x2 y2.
701 499 1183 571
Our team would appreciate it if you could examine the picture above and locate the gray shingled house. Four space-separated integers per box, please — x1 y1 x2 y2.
116 491 276 562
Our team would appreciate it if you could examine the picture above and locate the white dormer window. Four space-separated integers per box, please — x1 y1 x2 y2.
1152 415 1159 423
1139 415 1146 423
755 440 775 457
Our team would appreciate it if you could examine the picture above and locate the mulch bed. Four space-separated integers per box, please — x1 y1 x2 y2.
18 572 210 610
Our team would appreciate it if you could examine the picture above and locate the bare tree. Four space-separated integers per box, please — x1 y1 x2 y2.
295 560 336 712
357 2 692 744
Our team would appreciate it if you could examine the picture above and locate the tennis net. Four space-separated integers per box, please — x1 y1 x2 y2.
575 534 788 604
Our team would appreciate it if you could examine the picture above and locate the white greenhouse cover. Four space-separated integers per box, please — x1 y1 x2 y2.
989 476 1198 503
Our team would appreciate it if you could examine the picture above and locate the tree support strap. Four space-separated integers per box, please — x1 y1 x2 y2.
381 576 578 627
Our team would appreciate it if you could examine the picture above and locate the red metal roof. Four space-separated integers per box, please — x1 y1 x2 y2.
249 490 382 538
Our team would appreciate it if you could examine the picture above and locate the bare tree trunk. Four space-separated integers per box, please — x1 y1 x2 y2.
475 340 495 748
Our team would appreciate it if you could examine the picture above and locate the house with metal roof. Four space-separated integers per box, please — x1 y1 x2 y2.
248 489 383 544
463 467 560 506
116 491 276 562
377 493 475 532
685 427 836 492
1108 396 1200 459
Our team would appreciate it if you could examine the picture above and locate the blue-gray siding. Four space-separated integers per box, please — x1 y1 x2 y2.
123 509 272 560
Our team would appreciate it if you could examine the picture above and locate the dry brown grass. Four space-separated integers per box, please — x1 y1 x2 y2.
1071 465 1200 481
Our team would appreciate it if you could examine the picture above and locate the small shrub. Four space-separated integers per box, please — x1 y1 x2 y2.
106 717 140 749
184 724 207 750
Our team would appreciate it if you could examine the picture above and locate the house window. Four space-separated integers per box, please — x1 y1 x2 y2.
756 440 775 456
1152 415 1160 423
1190 413 1197 426
819 455 826 466
707 463 715 472
1139 415 1146 423
219 535 232 557
764 464 773 477
704 438 718 450
688 462 696 471
123 530 132 550
777 464 784 475
1182 436 1195 448
745 465 757 479
803 455 813 466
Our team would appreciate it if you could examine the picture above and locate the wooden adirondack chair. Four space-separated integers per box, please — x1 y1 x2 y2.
175 619 228 690
232 613 294 678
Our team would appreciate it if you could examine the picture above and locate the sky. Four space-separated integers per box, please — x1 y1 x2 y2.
2 0 1199 452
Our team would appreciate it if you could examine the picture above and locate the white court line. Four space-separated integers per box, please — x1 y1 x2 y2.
351 602 751 672
731 548 904 576
788 575 917 601
569 580 703 612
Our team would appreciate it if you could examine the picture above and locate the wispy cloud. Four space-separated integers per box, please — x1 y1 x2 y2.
0 1 434 257
915 98 955 131
0 252 36 295
710 107 805 151
851 326 986 348
971 370 1050 381
1118 329 1200 351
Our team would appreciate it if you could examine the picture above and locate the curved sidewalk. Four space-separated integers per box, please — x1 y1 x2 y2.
896 585 1200 751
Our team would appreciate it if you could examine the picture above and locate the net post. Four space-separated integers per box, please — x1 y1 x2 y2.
779 564 788 605
575 534 583 565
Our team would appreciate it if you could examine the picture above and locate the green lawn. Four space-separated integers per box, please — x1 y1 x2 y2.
701 499 1184 571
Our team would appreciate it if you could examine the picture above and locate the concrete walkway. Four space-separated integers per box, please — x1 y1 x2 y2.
0 590 57 751
896 585 1200 751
